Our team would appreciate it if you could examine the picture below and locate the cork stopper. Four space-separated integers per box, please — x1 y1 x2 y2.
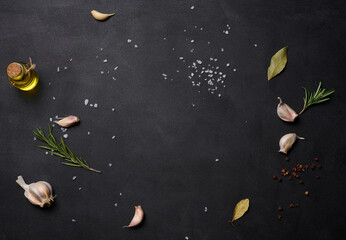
7 63 22 78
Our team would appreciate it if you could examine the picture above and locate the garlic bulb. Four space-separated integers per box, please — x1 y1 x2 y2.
55 115 80 127
124 206 144 228
277 97 298 122
279 133 304 154
16 176 56 207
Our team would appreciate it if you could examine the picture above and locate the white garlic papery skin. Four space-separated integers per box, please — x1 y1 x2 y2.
55 115 80 127
16 176 56 208
279 133 304 154
277 97 298 122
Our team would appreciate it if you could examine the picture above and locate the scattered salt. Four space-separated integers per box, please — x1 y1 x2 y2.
233 68 237 72
109 163 112 167
190 6 195 10
134 44 138 48
100 71 104 74
119 193 122 196
204 207 208 212
57 67 60 72
78 187 82 190
84 99 89 105
215 158 220 162
64 67 67 70
34 137 36 141
70 58 72 62
112 136 115 139
190 39 195 43
72 219 76 222
100 48 103 51
63 134 68 139
49 118 52 122
114 203 118 207
112 77 116 80
226 63 230 67
103 59 108 63
127 39 132 43
114 66 118 71
90 104 93 107
94 103 98 108
112 108 115 112
254 43 258 47
72 176 77 180
87 131 90 135
52 97 55 100
45 151 48 155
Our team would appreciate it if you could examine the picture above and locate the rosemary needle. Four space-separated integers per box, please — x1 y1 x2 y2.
33 125 101 174
299 81 335 115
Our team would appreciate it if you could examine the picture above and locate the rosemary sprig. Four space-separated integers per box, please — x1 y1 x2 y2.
33 125 101 174
299 82 335 115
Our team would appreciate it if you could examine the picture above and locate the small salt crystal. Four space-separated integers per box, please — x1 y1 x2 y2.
96 55 99 58
134 44 138 48
57 67 60 72
103 59 108 63
112 136 115 139
52 97 55 100
72 176 77 180
112 108 115 111
224 30 229 34
78 187 82 190
190 6 194 10
49 118 52 122
90 104 93 107
215 158 220 162
192 103 195 107
163 37 166 40
112 77 116 81
87 131 90 135
70 58 72 62
221 48 224 52
204 207 208 212
34 137 36 141
114 66 118 71
185 237 189 240
72 219 76 222
190 40 194 43
63 134 68 139
119 193 122 196
114 203 118 207
45 151 48 155
109 163 112 167
101 71 104 74
84 99 89 105
226 63 230 67
100 48 103 51
179 57 184 60
183 29 186 32
200 27 203 30
254 43 258 47
94 103 98 108
48 82 51 85
127 39 132 43
64 67 67 70
233 68 237 72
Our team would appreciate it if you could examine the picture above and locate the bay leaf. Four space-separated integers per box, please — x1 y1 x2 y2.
267 46 288 80
230 198 249 226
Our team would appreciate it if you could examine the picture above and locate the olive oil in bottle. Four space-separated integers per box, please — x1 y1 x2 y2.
6 58 39 91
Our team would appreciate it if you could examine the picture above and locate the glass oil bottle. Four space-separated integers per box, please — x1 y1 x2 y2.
6 58 39 91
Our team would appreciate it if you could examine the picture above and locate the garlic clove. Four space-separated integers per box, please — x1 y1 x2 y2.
91 10 115 21
277 97 298 122
123 206 144 228
54 115 80 127
16 176 56 208
279 133 304 154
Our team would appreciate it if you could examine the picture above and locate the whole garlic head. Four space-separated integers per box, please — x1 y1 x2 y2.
16 176 56 207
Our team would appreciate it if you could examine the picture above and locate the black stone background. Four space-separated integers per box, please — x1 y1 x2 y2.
0 0 345 239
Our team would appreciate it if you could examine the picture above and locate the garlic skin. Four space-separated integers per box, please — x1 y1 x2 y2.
124 206 144 228
279 133 304 154
277 97 298 122
91 10 115 21
55 115 80 127
16 176 56 208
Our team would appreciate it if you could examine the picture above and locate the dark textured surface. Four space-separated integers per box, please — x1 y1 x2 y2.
1 0 346 239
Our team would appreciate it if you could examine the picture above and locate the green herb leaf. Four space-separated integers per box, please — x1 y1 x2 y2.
267 46 288 81
299 82 335 115
33 126 101 174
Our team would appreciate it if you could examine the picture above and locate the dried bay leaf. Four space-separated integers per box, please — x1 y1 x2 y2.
267 46 288 80
230 198 249 226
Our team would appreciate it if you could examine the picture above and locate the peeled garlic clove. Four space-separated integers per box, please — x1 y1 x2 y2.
277 97 298 122
16 176 56 208
91 10 115 21
54 115 80 127
123 206 144 228
279 133 304 154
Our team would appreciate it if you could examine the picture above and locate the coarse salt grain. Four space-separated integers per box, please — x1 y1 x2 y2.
109 163 112 167
57 67 60 72
114 66 118 71
114 203 118 207
72 219 76 222
101 71 104 74
103 59 108 63
112 108 115 112
64 67 67 70
112 136 115 139
84 99 89 105
127 39 132 43
190 6 194 10
94 103 98 108
215 158 220 162
134 44 138 48
63 134 68 138
52 97 55 100
72 176 77 180
87 131 90 135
